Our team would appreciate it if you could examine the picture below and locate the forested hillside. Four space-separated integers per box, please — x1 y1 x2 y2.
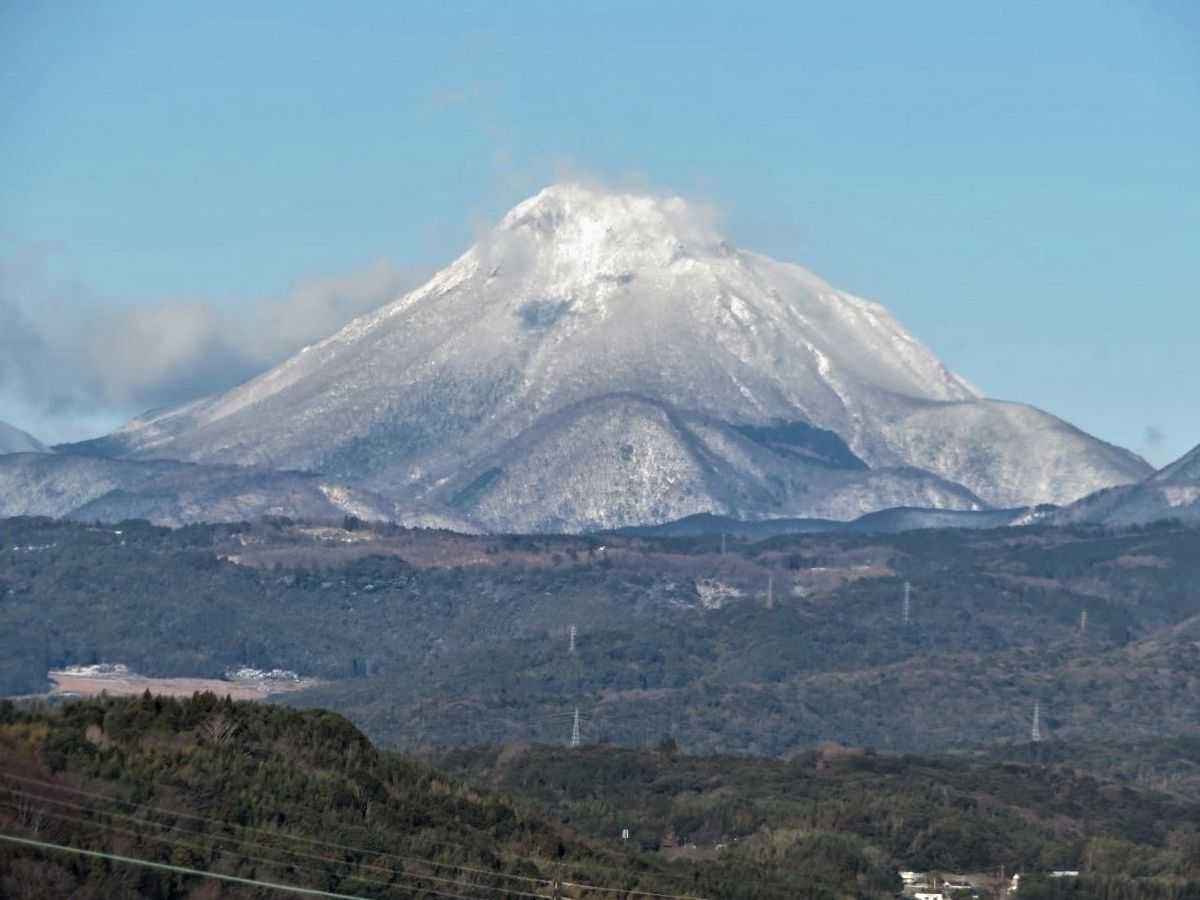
0 695 714 899
3 697 1200 899
433 742 1200 899
2 517 1198 771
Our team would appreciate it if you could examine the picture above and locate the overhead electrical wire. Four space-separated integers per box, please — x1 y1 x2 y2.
0 783 548 899
0 774 708 899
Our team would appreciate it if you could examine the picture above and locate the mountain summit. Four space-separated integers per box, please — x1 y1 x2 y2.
78 184 1150 530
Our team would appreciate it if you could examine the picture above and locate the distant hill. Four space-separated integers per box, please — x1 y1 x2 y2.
431 741 1200 898
614 505 1039 538
958 735 1200 801
1050 443 1200 527
0 421 47 456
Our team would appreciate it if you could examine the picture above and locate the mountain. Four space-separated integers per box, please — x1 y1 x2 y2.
0 421 48 455
0 453 474 529
615 505 1039 538
1154 443 1200 482
1049 442 1200 526
66 185 1150 531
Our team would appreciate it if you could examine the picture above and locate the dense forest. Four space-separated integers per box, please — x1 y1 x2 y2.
3 696 1200 899
2 516 1197 769
0 695 705 899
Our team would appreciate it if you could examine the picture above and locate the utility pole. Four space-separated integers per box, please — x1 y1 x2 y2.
568 624 577 654
766 576 774 610
720 533 726 555
1079 610 1088 636
570 707 581 748
902 581 911 626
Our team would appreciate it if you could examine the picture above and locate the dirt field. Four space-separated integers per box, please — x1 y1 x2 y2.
46 669 319 701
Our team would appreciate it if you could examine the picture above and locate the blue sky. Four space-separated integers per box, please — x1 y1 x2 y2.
1 0 1197 464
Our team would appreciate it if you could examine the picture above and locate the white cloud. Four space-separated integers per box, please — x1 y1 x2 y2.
0 240 427 442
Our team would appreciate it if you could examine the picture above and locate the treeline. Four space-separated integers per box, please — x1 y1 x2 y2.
433 742 1200 899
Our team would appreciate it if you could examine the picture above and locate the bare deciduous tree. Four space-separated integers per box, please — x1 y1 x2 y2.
201 714 238 746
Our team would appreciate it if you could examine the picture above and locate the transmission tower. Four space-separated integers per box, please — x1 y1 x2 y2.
568 624 577 654
1031 701 1041 743
766 576 774 610
570 707 581 748
1079 610 1088 636
902 581 911 626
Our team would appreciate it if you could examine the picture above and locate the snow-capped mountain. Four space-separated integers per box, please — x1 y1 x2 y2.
0 420 49 455
70 184 1150 531
1152 444 1200 483
0 453 476 530
1050 443 1200 526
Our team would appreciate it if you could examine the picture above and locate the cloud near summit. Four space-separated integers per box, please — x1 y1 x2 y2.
0 242 426 441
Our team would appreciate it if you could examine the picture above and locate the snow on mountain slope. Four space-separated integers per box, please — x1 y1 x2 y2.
0 454 477 530
0 420 49 455
1152 443 1200 482
1049 443 1200 527
1049 480 1200 527
75 184 1151 531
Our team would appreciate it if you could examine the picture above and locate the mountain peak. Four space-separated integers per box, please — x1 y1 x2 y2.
498 183 726 266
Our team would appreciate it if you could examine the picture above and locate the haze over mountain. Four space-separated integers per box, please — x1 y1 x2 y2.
0 420 48 455
66 185 1150 531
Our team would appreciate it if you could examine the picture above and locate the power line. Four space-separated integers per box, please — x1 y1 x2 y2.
0 777 547 897
0 789 536 900
1 797 408 895
561 878 711 900
0 792 703 900
0 772 707 899
0 771 547 888
0 831 390 900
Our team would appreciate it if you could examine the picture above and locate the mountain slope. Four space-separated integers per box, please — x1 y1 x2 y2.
1154 443 1200 482
0 421 48 456
0 453 474 529
1050 442 1200 526
72 185 1150 530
